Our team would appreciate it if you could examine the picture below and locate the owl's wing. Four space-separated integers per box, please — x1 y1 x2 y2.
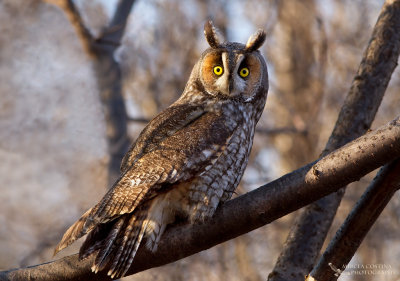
54 104 241 254
120 104 206 174
95 104 240 221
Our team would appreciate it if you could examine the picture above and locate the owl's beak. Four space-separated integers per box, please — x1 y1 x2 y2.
228 82 238 97
217 77 241 97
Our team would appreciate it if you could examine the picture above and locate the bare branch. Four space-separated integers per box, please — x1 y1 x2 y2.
48 0 136 55
49 0 96 55
307 159 400 281
1 116 400 281
270 1 400 279
96 0 136 48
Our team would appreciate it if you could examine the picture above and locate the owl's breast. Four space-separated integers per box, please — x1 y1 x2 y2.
185 103 258 221
217 107 256 201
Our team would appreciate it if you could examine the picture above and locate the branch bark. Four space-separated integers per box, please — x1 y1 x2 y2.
306 159 400 281
270 1 400 279
1 116 400 281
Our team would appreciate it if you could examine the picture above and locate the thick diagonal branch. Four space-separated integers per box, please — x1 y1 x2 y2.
270 1 400 279
307 159 400 281
1 117 399 281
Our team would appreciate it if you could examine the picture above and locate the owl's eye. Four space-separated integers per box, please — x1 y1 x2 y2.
213 66 224 76
239 67 250 78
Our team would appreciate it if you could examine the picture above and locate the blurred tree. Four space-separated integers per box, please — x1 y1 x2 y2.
47 0 135 185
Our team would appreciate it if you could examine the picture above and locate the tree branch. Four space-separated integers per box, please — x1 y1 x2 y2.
95 0 136 48
53 0 136 54
1 116 400 281
307 158 400 281
270 1 400 279
49 0 96 56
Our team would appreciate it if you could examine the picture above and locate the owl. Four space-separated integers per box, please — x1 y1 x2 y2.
54 21 268 278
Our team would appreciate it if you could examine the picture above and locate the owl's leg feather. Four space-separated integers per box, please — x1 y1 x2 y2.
146 221 167 252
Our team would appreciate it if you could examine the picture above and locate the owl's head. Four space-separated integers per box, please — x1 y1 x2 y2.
193 21 268 103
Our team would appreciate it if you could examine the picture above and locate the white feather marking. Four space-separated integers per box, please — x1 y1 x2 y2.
204 164 213 171
170 169 177 178
214 52 229 95
202 149 213 158
222 52 229 75
130 178 141 186
244 96 254 102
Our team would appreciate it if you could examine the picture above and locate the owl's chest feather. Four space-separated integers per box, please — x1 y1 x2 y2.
183 104 257 220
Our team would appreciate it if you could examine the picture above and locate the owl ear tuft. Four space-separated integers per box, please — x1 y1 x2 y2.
245 29 266 52
204 20 221 49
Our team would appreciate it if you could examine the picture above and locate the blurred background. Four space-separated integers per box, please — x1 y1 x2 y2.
1 0 400 280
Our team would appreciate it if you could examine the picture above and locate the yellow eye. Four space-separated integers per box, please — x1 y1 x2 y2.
239 67 249 78
213 66 223 76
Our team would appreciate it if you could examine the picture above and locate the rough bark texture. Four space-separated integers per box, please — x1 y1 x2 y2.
1 116 400 281
269 1 400 279
56 0 136 185
307 159 400 281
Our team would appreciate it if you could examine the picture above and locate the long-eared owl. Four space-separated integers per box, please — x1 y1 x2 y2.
54 21 269 278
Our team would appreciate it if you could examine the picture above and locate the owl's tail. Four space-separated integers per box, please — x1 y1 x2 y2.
78 205 151 278
54 208 94 255
54 203 163 278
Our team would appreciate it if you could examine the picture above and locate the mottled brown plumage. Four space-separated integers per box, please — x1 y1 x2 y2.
54 21 269 278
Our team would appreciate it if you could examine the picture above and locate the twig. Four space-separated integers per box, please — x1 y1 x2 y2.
97 0 136 48
52 0 96 56
306 159 400 281
270 1 400 279
1 116 400 281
